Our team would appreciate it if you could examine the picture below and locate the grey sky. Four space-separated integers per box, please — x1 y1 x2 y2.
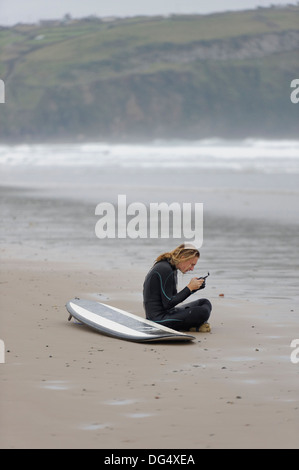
0 0 296 26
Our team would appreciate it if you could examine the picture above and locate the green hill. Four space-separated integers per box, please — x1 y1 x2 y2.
0 6 299 142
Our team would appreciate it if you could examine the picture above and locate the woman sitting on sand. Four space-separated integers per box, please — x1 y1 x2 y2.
143 244 212 332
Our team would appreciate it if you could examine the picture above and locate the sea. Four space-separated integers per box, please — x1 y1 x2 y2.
1 138 299 307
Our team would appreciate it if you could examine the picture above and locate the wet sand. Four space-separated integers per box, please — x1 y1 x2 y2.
1 258 298 449
1 148 299 449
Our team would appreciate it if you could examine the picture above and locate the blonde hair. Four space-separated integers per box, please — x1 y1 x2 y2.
155 243 200 267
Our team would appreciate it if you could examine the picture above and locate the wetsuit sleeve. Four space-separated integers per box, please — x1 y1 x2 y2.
152 263 192 310
162 285 192 310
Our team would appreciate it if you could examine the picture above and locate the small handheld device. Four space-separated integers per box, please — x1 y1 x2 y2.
197 272 210 281
194 272 210 291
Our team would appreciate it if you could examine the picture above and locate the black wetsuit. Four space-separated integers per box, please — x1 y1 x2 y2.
143 260 212 331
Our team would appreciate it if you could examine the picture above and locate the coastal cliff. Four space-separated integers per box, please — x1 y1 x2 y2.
0 6 298 141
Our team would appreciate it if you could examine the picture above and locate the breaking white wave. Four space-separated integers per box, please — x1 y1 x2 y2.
1 139 299 174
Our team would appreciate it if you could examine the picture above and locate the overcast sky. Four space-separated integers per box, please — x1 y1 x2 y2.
0 0 296 26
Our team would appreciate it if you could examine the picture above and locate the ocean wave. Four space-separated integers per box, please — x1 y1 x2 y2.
1 139 299 174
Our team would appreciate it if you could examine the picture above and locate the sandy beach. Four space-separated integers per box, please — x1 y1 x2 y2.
1 257 298 449
1 141 299 449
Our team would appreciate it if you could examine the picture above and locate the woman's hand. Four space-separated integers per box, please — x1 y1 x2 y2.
187 277 205 292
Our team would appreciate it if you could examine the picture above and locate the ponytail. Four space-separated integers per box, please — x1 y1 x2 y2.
155 244 200 267
155 252 172 263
